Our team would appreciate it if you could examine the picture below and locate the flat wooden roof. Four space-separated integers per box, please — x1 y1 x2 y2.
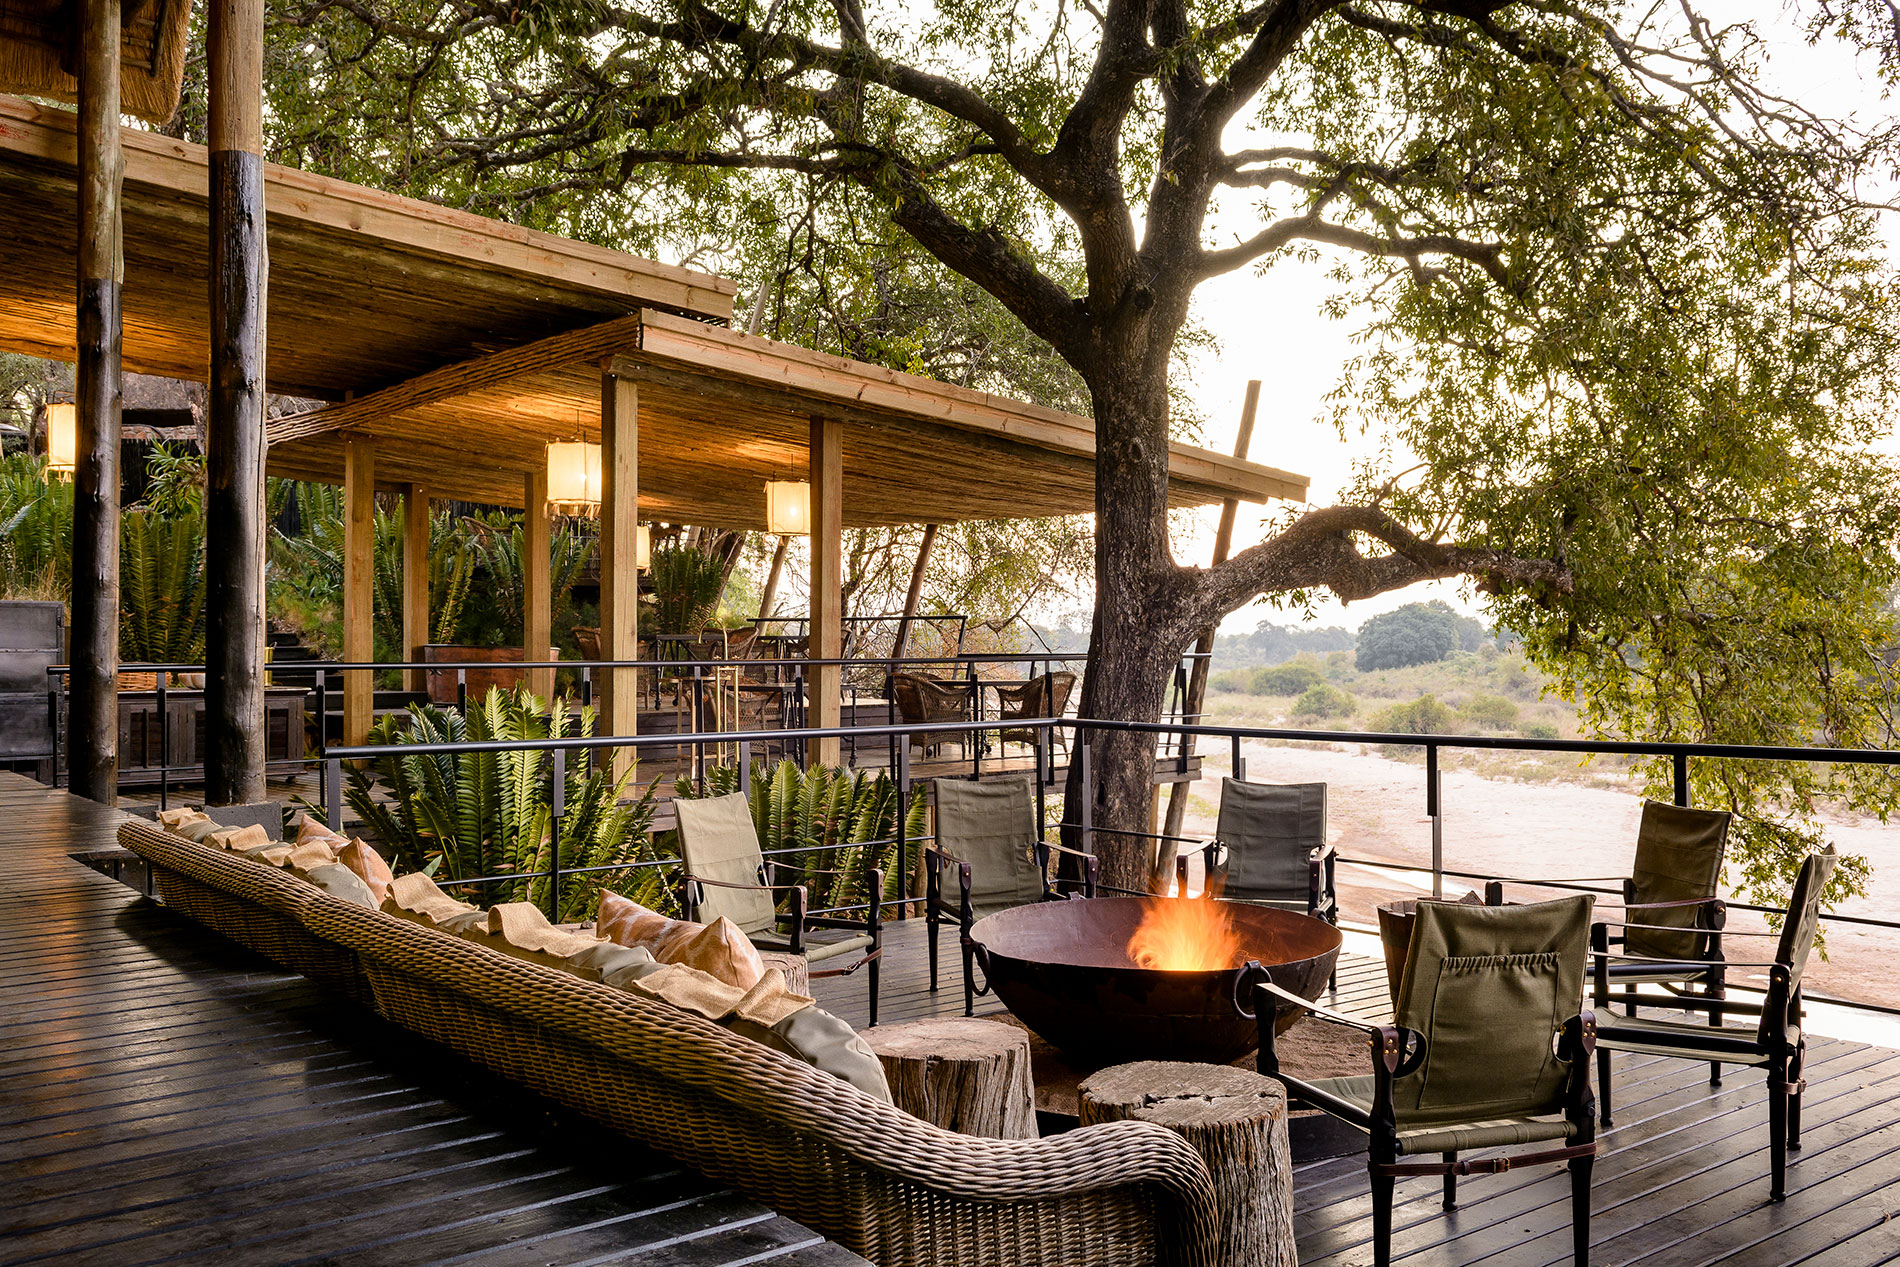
0 93 1308 524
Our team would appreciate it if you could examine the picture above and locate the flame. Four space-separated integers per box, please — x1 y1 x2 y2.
1128 897 1245 972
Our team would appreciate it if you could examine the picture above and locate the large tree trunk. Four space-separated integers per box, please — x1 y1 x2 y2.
1064 345 1194 894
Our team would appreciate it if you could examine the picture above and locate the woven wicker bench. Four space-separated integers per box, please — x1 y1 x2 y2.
120 819 1224 1267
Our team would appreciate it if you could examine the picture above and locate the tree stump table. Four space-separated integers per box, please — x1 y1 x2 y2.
1079 1062 1296 1267
862 1018 1038 1140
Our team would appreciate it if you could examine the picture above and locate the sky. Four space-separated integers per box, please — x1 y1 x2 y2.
1170 1 1898 639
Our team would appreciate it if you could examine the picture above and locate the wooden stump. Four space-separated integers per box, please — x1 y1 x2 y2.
757 951 810 997
863 1018 1038 1140
1080 1062 1295 1267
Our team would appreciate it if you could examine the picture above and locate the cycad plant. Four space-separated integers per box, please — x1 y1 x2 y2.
676 758 928 911
334 686 665 920
119 506 207 662
650 543 727 636
0 454 71 599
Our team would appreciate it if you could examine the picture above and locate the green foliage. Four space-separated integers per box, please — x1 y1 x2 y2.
1209 669 1251 695
119 508 206 663
649 544 726 636
1459 694 1520 731
1356 603 1478 672
1250 660 1325 696
1213 621 1357 672
1523 722 1561 742
1292 683 1356 721
334 686 661 921
675 758 928 913
0 454 71 600
1370 695 1457 737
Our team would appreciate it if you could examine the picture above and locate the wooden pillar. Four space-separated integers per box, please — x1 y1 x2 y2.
757 534 790 620
809 415 843 767
599 370 639 774
524 468 554 701
892 523 939 662
203 0 268 802
342 441 374 747
68 0 125 804
401 484 430 693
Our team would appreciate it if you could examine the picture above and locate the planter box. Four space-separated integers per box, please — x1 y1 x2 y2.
420 644 544 705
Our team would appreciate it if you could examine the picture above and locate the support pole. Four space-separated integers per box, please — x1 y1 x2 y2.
808 415 844 767
600 369 639 775
1155 381 1259 886
524 468 553 701
69 0 124 804
402 484 430 693
203 0 268 804
892 523 939 662
342 440 374 747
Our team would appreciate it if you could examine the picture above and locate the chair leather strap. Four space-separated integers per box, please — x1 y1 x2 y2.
1371 1141 1597 1178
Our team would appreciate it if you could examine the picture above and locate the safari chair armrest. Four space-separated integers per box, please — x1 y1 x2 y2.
1254 979 1384 1037
682 873 810 953
1624 896 1727 913
1036 839 1099 898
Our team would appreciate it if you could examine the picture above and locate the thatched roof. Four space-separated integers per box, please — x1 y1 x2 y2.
0 0 189 124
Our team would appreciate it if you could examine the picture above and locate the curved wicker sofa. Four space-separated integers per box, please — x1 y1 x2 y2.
120 819 1222 1267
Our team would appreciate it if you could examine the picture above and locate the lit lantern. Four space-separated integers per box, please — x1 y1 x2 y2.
546 440 601 515
764 480 811 535
44 402 76 476
636 524 652 571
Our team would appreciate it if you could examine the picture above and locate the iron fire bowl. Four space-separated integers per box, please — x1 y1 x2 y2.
969 897 1343 1065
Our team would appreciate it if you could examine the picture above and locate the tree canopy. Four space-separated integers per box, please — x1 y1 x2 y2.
226 0 1900 901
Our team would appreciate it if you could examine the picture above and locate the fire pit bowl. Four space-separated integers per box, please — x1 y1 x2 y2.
968 897 1343 1065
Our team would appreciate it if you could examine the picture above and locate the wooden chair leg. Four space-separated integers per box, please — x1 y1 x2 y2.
1597 1047 1614 1126
1371 1170 1396 1267
867 954 880 1028
1768 1063 1789 1201
1788 1046 1805 1151
1442 1151 1457 1209
1570 1151 1594 1267
962 940 976 1018
927 914 940 992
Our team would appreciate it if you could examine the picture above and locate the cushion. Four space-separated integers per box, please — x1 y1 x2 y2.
563 939 659 984
296 815 348 847
177 818 226 843
382 872 488 937
597 889 698 954
734 1007 892 1103
302 863 379 909
473 903 603 967
335 838 395 904
623 962 811 1027
596 891 765 989
287 841 342 875
157 807 210 833
241 843 296 867
206 823 271 852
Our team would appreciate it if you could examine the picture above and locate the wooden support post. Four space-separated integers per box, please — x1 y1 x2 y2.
600 370 639 775
892 523 939 662
203 0 268 804
1081 1061 1295 1267
864 1019 1038 1140
1156 381 1259 886
524 468 553 701
342 441 374 748
808 415 844 767
401 484 430 694
69 0 125 804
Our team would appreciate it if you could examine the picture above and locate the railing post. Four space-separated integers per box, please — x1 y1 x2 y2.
456 667 467 713
325 756 342 832
1079 733 1093 856
581 664 593 708
1673 751 1691 807
549 747 565 921
1426 742 1443 899
47 685 60 787
897 742 911 917
156 674 169 811
693 665 706 795
315 674 327 751
738 740 752 794
1231 733 1246 782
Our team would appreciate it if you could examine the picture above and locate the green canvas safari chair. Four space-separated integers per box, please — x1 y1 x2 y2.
1591 847 1836 1201
1186 779 1337 921
1489 800 1731 1082
672 791 884 1024
925 776 1097 1017
1254 895 1599 1267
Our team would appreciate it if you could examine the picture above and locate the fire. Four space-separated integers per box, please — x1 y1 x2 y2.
1128 897 1244 972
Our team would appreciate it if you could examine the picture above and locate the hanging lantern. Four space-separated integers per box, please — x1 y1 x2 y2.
637 524 652 571
546 440 601 515
44 402 76 476
764 480 811 535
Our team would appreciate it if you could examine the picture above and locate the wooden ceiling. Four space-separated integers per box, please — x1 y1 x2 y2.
0 0 189 122
0 92 1308 527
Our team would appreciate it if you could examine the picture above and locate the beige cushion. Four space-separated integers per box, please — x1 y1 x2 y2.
597 889 698 955
735 1008 892 1103
296 815 347 847
335 838 395 904
177 818 225 843
302 863 379 909
158 807 211 833
564 939 659 984
596 891 766 989
241 843 296 867
207 823 271 852
287 841 341 875
382 872 488 936
473 903 603 967
622 962 811 1027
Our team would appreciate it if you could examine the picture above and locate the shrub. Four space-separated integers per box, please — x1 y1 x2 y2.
1523 721 1562 741
1292 683 1356 720
1370 694 1456 735
1250 659 1325 695
1460 693 1520 730
1210 669 1252 694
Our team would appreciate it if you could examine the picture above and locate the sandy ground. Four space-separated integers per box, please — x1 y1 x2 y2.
1168 739 1900 1041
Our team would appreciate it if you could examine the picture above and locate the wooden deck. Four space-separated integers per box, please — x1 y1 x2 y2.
0 773 865 1267
812 922 1900 1265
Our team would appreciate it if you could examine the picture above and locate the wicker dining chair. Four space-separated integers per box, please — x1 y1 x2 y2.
1255 895 1599 1267
673 791 884 1024
891 672 976 758
992 671 1077 756
925 776 1097 1017
1489 800 1731 1082
1591 847 1835 1201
